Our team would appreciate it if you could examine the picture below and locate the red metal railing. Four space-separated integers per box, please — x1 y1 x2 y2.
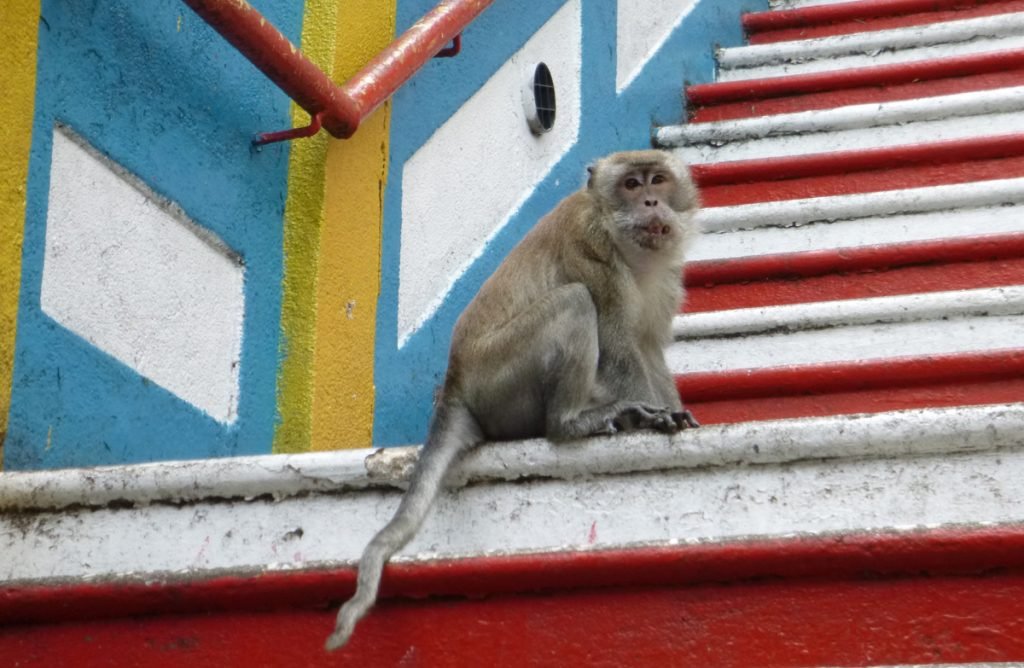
180 0 493 144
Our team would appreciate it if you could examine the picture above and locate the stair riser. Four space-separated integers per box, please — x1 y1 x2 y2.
692 64 1024 122
671 95 1024 164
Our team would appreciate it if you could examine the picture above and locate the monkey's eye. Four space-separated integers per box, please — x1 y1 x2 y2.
624 178 642 190
651 174 667 185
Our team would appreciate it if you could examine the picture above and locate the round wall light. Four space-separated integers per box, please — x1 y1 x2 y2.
523 62 556 135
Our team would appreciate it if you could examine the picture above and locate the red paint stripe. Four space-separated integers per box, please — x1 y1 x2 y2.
688 233 1024 285
745 0 1011 34
677 348 1024 400
4 528 1024 666
688 253 1024 311
689 374 1024 423
693 133 1024 187
691 56 1024 122
746 0 1024 44
693 134 1024 206
703 153 1024 205
6 575 1024 666
684 234 1024 311
3 526 1024 624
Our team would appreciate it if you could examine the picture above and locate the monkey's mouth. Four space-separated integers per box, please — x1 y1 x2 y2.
629 220 673 249
643 221 672 236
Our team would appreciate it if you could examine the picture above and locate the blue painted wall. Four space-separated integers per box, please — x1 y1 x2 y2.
5 0 302 469
373 0 765 446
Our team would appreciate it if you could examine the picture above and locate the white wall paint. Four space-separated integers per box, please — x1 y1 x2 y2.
398 0 582 347
615 0 698 92
41 127 245 424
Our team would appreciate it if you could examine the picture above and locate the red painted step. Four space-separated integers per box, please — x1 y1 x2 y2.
744 0 1024 44
688 49 1024 122
693 133 1024 206
685 234 1024 311
678 348 1024 425
6 529 1024 666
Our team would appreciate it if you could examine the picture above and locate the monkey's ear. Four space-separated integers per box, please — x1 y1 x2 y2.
586 165 596 189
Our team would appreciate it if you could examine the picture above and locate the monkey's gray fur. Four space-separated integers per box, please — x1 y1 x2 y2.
326 150 700 651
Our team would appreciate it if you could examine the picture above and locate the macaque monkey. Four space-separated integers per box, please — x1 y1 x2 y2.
326 149 701 651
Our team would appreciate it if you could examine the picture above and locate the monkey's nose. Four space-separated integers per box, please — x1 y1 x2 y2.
645 199 658 207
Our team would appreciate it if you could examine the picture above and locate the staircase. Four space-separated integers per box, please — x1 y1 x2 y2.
7 2 1024 665
656 0 1024 425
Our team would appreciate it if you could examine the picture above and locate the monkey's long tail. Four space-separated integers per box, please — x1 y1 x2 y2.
325 400 483 652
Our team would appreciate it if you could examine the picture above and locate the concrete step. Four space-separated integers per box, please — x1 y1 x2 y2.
660 85 1024 164
691 176 1024 262
718 12 1024 82
686 232 1024 312
692 133 1024 206
5 402 1024 581
670 284 1024 423
678 349 1024 423
670 284 1024 374
688 48 1024 122
746 0 1024 45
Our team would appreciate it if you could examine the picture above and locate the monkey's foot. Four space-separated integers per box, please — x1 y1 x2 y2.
612 404 679 434
672 409 700 429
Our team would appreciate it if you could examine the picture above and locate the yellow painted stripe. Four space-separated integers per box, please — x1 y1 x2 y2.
0 0 41 461
273 0 336 454
309 3 395 451
275 1 394 453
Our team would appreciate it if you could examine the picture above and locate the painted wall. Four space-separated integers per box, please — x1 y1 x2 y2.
0 0 758 470
4 0 303 469
0 0 40 459
374 0 760 445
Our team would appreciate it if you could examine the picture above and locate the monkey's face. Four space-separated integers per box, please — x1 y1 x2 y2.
612 165 693 252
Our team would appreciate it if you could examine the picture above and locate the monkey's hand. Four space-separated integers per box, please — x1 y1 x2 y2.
671 409 700 430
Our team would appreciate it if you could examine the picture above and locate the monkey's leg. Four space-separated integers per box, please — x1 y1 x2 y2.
467 284 677 441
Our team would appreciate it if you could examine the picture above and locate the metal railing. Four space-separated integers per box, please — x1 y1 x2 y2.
180 0 493 144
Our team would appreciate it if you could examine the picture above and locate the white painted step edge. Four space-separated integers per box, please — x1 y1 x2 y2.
769 0 862 8
658 85 1024 147
696 176 1024 233
717 37 1024 85
2 403 1023 513
719 12 1024 69
689 205 1024 264
673 285 1024 339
